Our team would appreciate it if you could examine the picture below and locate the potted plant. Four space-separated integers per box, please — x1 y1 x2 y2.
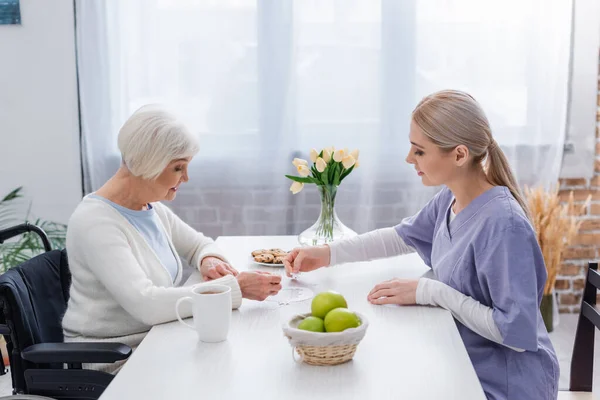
0 187 68 366
0 187 67 271
524 186 589 332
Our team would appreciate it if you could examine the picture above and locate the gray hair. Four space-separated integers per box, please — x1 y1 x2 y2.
118 105 199 180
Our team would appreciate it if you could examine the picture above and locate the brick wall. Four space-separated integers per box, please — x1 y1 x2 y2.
556 52 600 313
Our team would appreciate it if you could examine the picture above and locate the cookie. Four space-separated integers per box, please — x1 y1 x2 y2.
273 256 286 264
254 253 275 263
251 249 266 257
265 248 286 256
266 248 284 254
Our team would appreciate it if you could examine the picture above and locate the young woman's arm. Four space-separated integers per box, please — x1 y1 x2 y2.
329 227 415 265
421 223 544 352
329 188 450 266
472 225 545 352
417 278 525 352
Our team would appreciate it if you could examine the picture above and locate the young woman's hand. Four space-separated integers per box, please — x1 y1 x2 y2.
283 245 330 277
367 279 419 305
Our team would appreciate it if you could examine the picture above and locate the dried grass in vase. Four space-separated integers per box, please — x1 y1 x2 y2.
524 186 590 296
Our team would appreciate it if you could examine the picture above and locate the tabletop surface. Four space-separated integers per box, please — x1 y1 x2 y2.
100 236 485 400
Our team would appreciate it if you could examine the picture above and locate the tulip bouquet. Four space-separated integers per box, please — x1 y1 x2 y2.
285 147 359 194
285 147 359 245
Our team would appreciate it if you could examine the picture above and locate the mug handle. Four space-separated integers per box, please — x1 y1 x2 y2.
175 297 195 329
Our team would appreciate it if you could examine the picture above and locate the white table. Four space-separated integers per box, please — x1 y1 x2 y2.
100 236 485 400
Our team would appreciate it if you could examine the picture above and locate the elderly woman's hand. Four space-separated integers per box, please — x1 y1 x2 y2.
200 257 239 281
237 271 282 301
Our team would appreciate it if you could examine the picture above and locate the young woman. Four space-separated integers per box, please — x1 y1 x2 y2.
284 90 559 400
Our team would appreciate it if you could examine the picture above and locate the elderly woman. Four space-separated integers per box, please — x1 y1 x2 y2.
62 105 282 372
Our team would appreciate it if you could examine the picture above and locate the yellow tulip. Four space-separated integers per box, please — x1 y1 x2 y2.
309 149 319 163
322 149 332 163
333 149 345 162
316 157 327 173
290 181 304 194
354 159 360 168
342 155 356 169
292 158 308 168
297 164 310 177
351 149 359 160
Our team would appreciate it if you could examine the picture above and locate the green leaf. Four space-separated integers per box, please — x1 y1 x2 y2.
328 163 336 184
0 189 26 230
340 164 355 181
310 165 322 183
333 167 341 186
1 187 23 203
285 175 318 184
322 168 329 185
0 187 67 272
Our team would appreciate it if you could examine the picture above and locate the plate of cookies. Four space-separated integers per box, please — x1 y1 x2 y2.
250 248 289 267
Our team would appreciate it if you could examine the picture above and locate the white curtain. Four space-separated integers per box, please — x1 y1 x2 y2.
76 0 572 238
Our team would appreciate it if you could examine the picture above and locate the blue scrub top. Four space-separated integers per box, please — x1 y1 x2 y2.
396 186 559 400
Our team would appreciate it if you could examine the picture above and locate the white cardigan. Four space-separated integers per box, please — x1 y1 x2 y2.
62 196 242 354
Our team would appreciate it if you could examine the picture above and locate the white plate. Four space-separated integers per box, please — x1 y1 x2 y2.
249 255 285 268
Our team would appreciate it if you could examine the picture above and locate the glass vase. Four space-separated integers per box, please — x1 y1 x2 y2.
298 185 357 246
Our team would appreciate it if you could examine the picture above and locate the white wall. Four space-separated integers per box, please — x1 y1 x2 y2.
0 0 81 224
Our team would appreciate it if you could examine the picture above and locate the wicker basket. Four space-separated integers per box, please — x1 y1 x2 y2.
282 312 368 366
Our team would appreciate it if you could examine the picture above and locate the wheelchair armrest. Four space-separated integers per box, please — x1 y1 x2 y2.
0 324 10 335
21 342 132 364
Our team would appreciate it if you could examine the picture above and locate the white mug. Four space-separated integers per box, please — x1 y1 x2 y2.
175 284 232 343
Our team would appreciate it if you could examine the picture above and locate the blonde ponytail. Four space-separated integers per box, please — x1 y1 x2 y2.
412 90 529 219
485 141 530 219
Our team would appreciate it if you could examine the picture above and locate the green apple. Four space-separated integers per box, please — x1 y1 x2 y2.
311 291 348 319
324 308 361 332
297 316 325 332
